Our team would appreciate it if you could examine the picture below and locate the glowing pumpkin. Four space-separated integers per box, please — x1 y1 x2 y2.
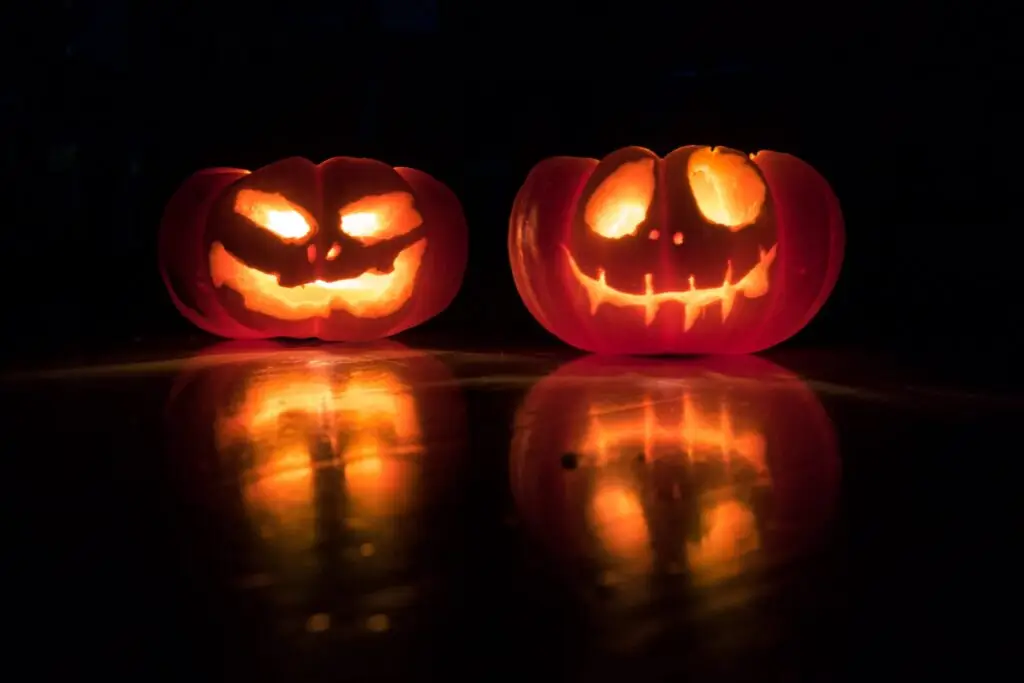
160 157 468 341
509 145 844 354
164 341 467 629
510 354 840 602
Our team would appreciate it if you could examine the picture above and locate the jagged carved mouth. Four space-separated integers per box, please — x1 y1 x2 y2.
209 239 427 321
563 244 777 330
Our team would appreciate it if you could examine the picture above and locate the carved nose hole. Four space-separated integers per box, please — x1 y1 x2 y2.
673 232 684 245
326 243 341 260
306 244 316 263
648 229 660 241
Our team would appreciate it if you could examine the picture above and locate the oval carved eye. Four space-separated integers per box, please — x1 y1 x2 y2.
686 148 766 230
339 192 423 246
585 158 656 239
234 189 315 241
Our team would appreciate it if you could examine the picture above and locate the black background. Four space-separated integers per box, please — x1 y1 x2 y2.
5 4 1017 362
2 4 1020 680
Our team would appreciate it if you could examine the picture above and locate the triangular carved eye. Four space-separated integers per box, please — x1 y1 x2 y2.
234 189 316 242
686 148 766 230
339 192 422 246
585 158 655 239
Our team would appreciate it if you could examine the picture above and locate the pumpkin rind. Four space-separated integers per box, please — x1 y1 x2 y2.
159 157 468 341
509 145 844 354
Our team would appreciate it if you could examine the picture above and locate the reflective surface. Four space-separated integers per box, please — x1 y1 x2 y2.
163 342 467 649
6 345 1018 681
511 355 840 636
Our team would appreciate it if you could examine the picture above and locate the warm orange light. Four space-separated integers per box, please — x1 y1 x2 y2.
564 243 777 329
339 192 423 245
209 238 426 320
584 159 656 239
580 391 767 473
214 360 425 552
578 387 768 582
590 477 652 572
344 445 416 520
233 189 315 241
243 444 316 549
686 499 760 583
687 147 766 230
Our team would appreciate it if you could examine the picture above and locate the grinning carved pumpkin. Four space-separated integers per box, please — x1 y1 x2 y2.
164 341 467 629
159 157 468 341
509 145 844 354
510 355 840 606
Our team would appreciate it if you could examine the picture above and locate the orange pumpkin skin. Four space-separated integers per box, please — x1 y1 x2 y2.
509 146 844 354
510 355 840 580
160 157 468 341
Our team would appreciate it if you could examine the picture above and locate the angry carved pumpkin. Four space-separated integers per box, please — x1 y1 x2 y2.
164 341 467 630
509 146 844 354
159 157 468 341
510 354 840 607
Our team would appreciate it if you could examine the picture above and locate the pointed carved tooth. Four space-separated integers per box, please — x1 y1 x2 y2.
585 268 604 314
721 286 736 321
684 303 701 331
742 262 769 298
643 273 657 325
743 244 777 299
644 306 657 326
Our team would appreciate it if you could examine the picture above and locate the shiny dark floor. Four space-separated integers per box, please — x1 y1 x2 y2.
5 342 1018 681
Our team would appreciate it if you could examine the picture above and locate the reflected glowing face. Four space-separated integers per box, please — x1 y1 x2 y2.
569 147 778 331
589 476 653 575
210 189 427 321
512 355 842 605
685 499 760 583
214 361 424 550
579 388 770 583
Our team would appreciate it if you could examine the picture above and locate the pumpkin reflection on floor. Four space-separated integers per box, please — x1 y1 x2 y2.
511 354 840 614
219 364 421 558
165 341 465 636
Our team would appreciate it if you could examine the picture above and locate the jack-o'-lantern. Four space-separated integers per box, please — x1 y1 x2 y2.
510 354 839 615
509 146 844 354
164 341 466 632
159 157 468 341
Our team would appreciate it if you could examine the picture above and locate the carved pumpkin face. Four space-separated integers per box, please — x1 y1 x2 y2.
509 145 845 354
510 355 840 608
160 157 468 341
164 342 466 625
